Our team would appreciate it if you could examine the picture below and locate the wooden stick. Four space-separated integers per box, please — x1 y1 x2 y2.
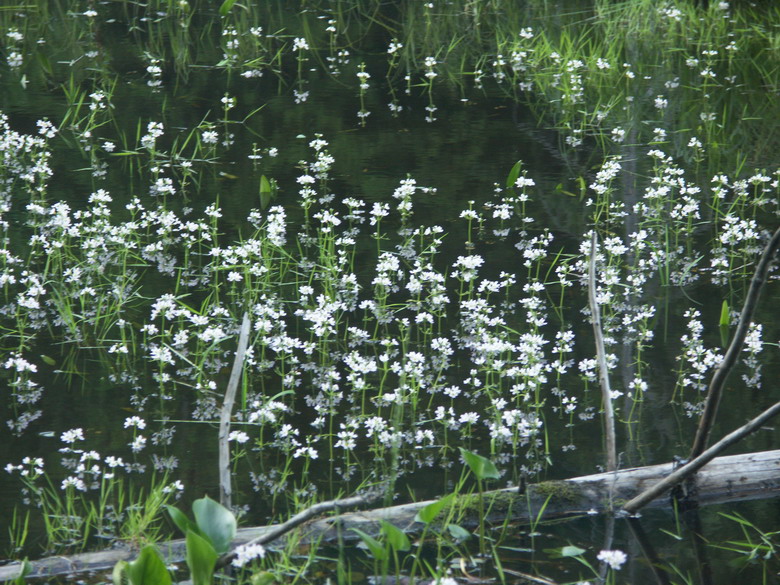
689 225 780 460
218 312 252 509
622 400 780 514
215 491 382 569
5 451 780 581
588 231 617 472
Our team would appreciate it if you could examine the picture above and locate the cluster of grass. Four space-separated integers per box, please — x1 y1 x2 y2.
1 1 779 583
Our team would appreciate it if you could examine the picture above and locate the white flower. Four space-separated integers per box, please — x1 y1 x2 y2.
61 476 87 491
597 549 627 570
232 543 266 567
229 431 250 443
61 428 84 444
124 416 147 429
131 435 147 452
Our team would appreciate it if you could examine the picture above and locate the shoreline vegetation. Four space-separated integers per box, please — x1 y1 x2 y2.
2 0 780 583
4 449 780 582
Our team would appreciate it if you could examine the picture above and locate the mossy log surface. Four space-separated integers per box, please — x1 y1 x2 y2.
3 449 779 582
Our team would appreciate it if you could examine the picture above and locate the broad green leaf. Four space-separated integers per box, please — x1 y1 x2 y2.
192 495 236 554
219 0 238 17
414 493 455 525
446 523 472 542
186 530 218 585
40 354 56 366
381 521 411 552
352 528 388 561
506 160 522 189
459 447 500 480
166 505 198 537
126 545 171 585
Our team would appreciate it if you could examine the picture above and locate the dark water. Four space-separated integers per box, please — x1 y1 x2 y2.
1 2 779 583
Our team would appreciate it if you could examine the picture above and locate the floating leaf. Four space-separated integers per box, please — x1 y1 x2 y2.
446 523 472 542
544 545 586 558
459 447 500 480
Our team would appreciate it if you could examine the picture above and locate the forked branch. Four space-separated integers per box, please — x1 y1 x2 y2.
689 225 780 460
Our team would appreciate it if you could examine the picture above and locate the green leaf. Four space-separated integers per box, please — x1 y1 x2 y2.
381 521 411 552
40 354 56 366
719 299 730 347
186 530 218 585
459 447 500 480
13 559 32 585
192 495 237 554
544 545 587 558
112 560 130 585
251 572 277 585
260 175 274 210
719 300 730 327
446 523 472 542
219 0 238 17
506 160 522 189
166 505 199 537
414 493 455 525
126 545 171 585
352 528 388 561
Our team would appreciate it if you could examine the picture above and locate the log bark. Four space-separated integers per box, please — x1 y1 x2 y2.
3 449 780 582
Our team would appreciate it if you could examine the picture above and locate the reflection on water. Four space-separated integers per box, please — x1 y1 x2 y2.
0 2 779 583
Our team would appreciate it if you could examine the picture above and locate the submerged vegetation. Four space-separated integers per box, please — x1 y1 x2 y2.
1 0 780 583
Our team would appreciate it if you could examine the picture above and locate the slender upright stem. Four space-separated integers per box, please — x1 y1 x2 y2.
219 312 252 509
588 232 617 472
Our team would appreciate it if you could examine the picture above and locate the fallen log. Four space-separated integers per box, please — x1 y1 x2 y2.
3 449 779 582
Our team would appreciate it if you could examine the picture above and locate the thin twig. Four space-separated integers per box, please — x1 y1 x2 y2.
218 312 252 509
623 399 780 514
216 492 382 569
689 225 780 460
588 231 617 472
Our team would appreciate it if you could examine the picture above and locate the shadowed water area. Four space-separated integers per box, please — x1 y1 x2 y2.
1 1 780 583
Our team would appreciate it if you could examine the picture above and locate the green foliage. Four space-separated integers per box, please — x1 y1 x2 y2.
113 496 236 585
459 447 500 481
414 493 455 525
11 559 31 585
186 530 219 585
127 545 172 585
192 496 237 554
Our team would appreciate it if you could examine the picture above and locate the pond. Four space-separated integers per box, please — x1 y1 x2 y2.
1 1 780 584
